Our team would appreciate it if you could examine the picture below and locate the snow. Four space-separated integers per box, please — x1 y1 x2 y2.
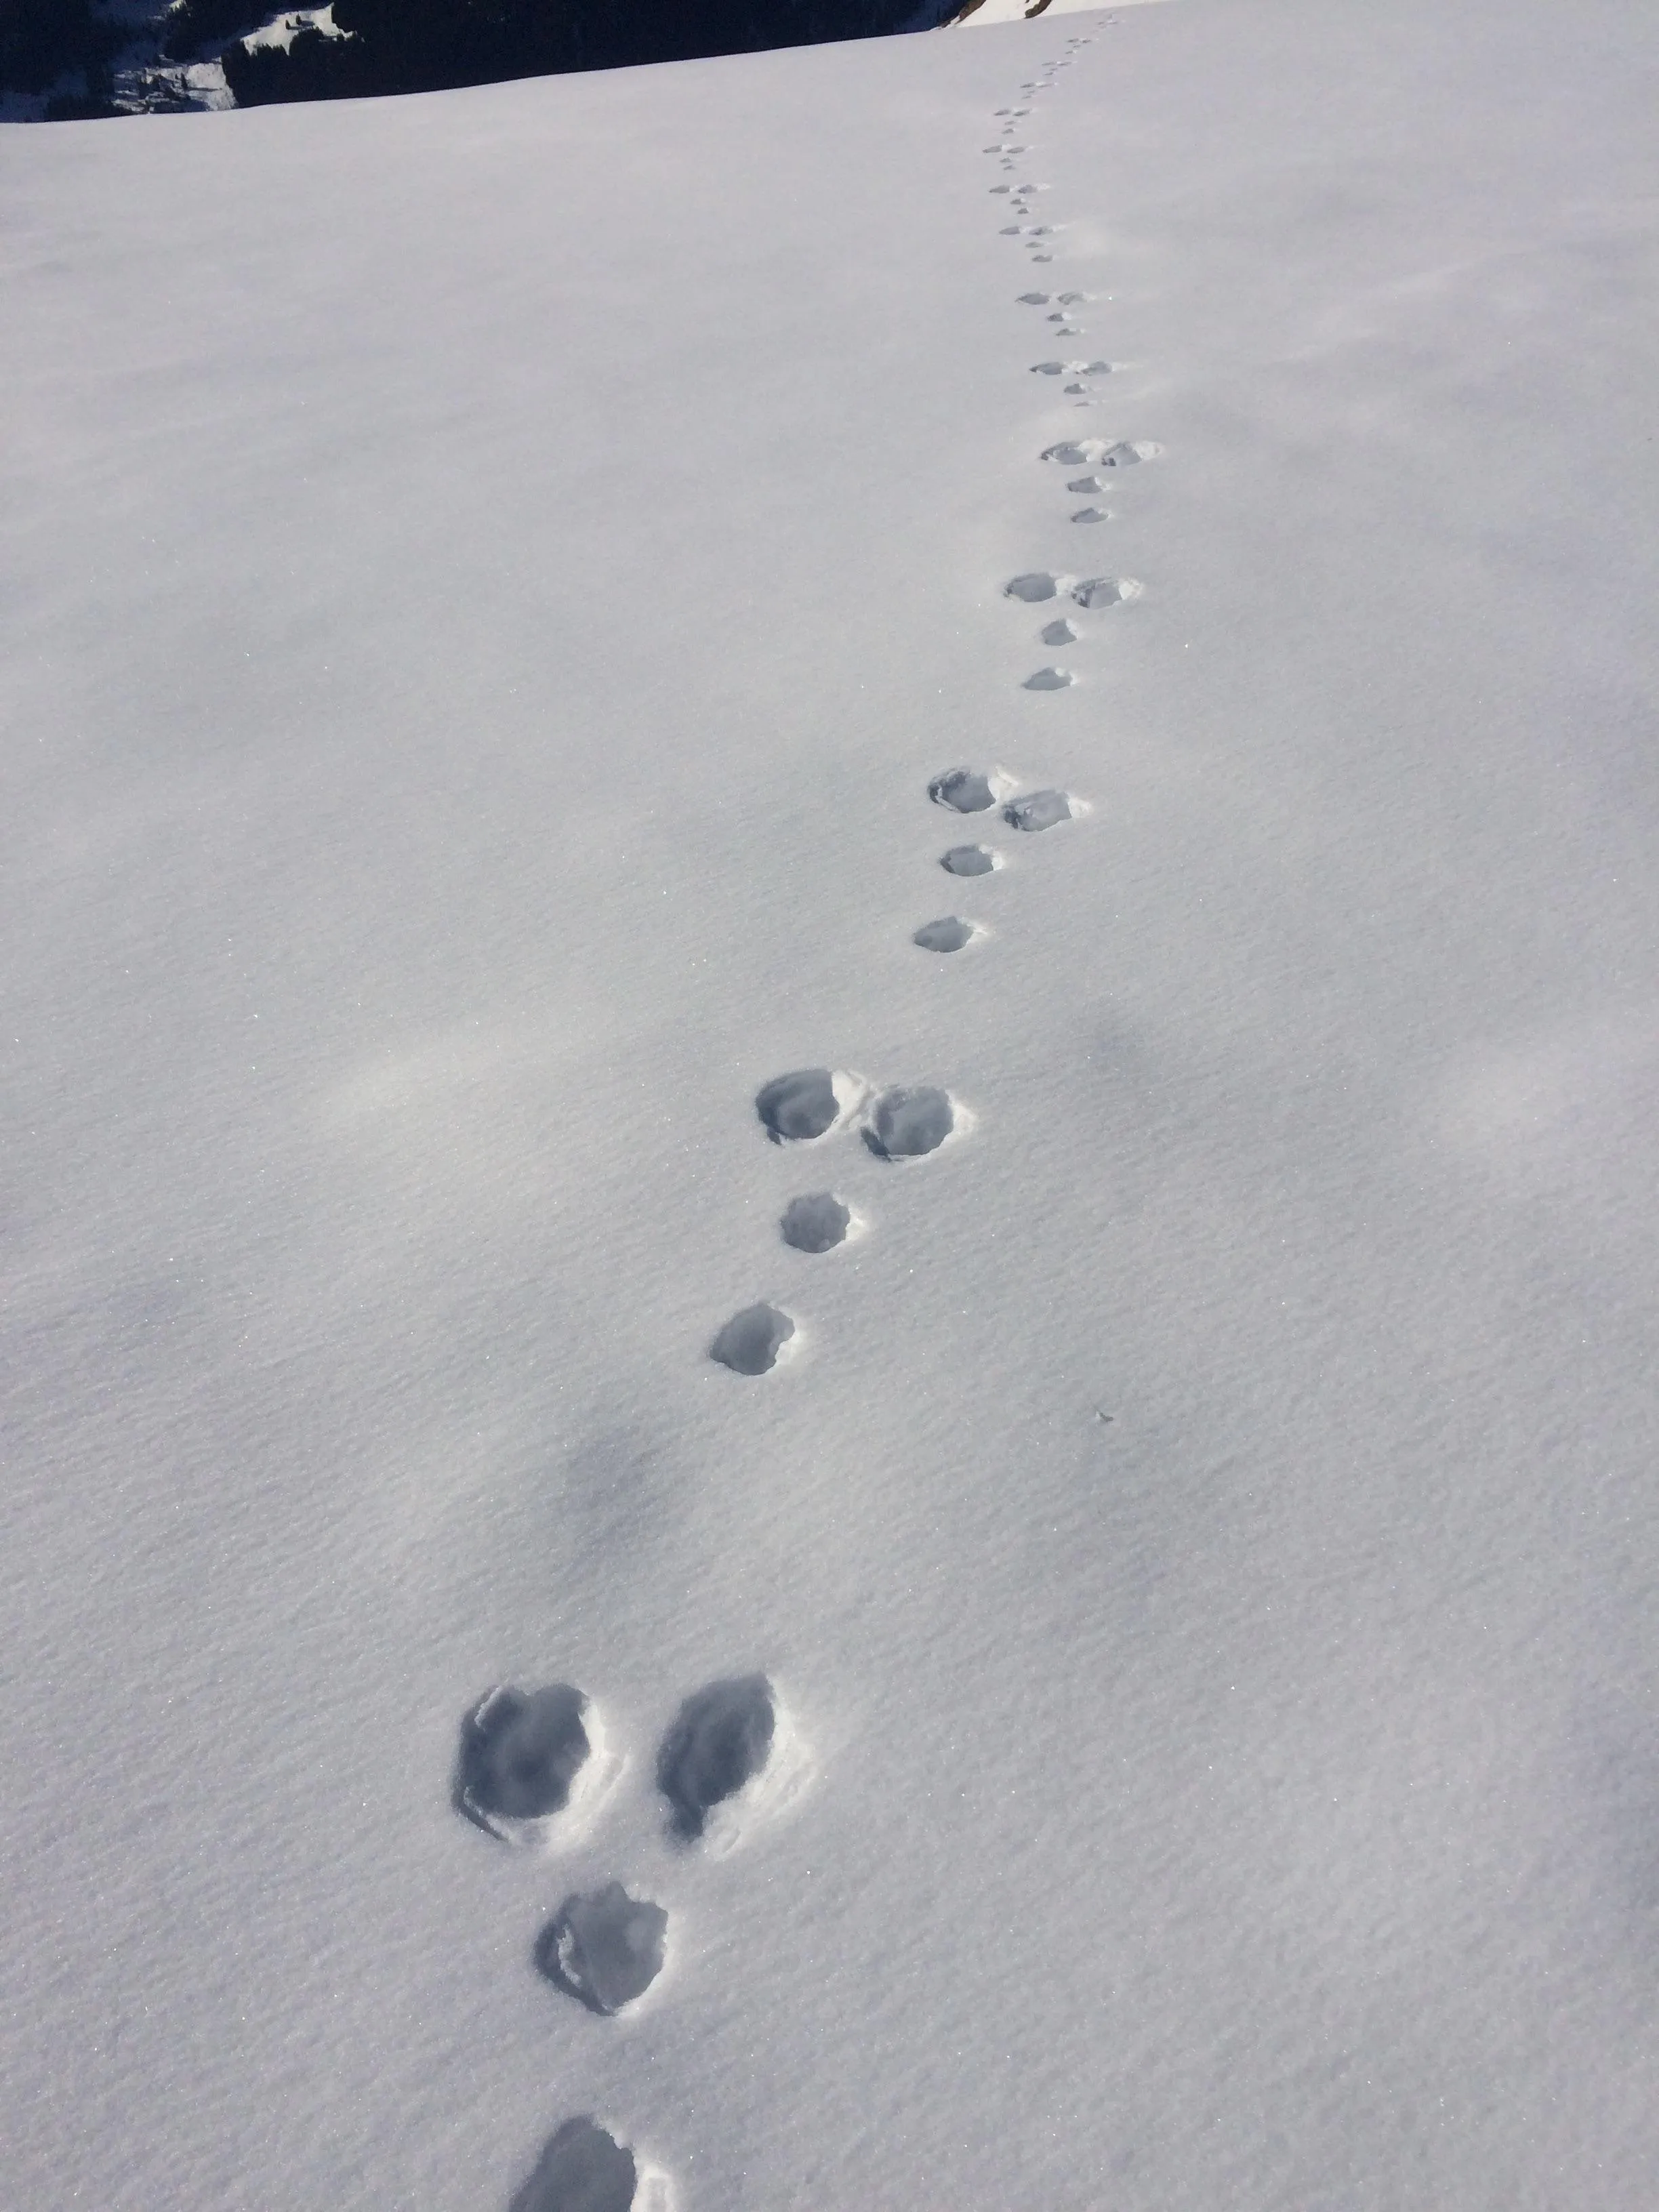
241 8 347 56
945 0 1168 23
3 1 1658 2206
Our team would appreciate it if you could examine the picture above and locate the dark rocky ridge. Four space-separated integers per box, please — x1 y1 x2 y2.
224 0 928 109
2 0 945 119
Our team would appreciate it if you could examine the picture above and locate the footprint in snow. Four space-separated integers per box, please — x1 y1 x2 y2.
929 766 1011 812
1042 439 1161 467
1071 506 1109 523
1017 291 1051 304
754 1067 860 1142
941 843 1002 877
1006 789 1075 832
913 917 979 954
865 1085 958 1160
780 1192 853 1253
1073 576 1141 608
535 1884 668 2018
658 1674 804 1851
1042 617 1078 645
710 1302 796 1375
455 1683 618 1850
1024 666 1075 691
508 2118 668 2212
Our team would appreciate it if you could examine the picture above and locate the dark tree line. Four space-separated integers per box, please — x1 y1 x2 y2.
218 0 920 107
1 0 122 114
3 0 925 119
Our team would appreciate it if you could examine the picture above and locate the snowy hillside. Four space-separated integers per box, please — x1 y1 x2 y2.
3 2 1658 2207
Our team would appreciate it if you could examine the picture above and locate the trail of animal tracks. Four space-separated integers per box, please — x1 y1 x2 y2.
3 2 1658 2206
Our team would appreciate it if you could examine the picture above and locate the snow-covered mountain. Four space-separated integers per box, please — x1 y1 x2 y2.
4 3 1658 2207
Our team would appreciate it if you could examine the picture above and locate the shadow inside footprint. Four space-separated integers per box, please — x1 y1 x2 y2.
658 1675 776 1841
455 1685 592 1839
941 844 999 876
508 2118 638 2212
1042 618 1078 646
710 1303 794 1375
1024 667 1074 691
1006 790 1073 832
1073 577 1138 609
781 1193 851 1252
928 768 998 813
756 1069 841 1142
1004 573 1059 602
536 1884 668 2018
865 1086 956 1160
914 917 975 954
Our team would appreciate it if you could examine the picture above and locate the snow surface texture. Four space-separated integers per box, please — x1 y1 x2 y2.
3 3 1659 2207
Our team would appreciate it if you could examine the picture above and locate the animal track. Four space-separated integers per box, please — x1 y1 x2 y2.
780 1193 851 1253
1042 617 1078 645
754 1067 859 1143
659 1675 777 1841
455 1684 613 1849
1042 438 1160 468
508 2119 661 2212
865 1086 957 1160
1006 790 1074 832
929 766 1010 812
1024 666 1075 690
710 1303 795 1375
1072 576 1141 608
1017 291 1050 304
536 1884 668 2018
1004 571 1061 602
1071 506 1109 523
913 917 977 954
1066 475 1107 492
941 844 1000 876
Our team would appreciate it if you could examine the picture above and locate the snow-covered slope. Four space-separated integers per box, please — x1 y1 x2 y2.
3 4 1658 2207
